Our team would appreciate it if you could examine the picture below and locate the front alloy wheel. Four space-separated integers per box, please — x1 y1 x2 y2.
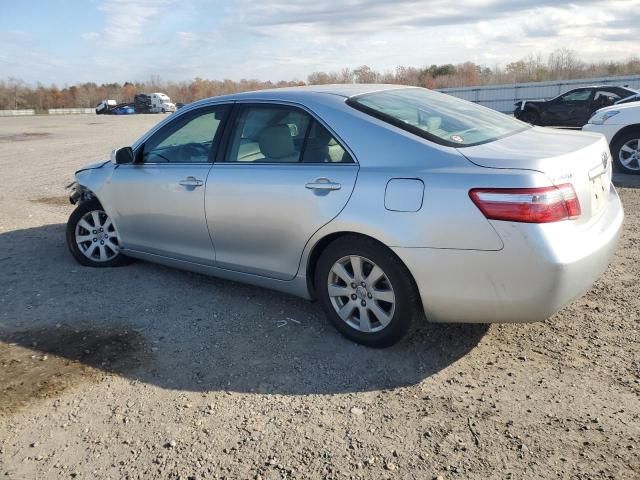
66 199 131 267
75 210 120 262
615 136 640 174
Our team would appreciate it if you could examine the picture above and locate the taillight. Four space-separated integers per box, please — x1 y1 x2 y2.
469 183 581 223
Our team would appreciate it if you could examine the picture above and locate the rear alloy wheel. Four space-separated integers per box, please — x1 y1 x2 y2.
315 236 421 347
328 255 396 333
66 199 131 267
612 133 640 174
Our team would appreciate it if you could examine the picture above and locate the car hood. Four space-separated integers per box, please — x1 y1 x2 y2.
594 101 640 115
75 160 109 174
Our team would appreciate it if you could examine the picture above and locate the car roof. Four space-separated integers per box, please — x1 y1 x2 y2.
190 84 411 106
578 85 637 91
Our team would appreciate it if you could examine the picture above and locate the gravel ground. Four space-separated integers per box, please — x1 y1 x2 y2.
0 115 638 479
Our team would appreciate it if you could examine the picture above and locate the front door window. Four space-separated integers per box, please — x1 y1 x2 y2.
142 106 229 163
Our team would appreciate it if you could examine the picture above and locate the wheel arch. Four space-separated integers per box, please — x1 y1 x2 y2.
610 123 640 149
522 105 541 118
305 231 420 302
69 183 101 206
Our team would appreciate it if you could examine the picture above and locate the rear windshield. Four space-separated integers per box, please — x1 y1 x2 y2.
347 88 530 147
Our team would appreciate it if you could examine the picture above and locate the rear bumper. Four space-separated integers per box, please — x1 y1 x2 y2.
393 186 624 323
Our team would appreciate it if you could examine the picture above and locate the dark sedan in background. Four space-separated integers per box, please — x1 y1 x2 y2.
514 85 638 127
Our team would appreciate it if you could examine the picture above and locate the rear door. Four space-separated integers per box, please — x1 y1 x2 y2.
107 104 230 264
205 102 359 280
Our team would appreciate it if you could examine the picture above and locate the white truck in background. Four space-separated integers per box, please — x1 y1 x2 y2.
135 93 177 114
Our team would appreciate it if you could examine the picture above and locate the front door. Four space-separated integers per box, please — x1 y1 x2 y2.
106 104 230 264
206 103 359 280
544 88 594 126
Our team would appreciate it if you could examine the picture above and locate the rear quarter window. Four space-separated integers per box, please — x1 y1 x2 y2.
347 88 530 147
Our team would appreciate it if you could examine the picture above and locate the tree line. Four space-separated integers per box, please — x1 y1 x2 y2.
2 49 639 110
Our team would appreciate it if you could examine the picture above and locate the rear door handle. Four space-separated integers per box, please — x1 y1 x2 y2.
179 176 204 188
305 178 341 191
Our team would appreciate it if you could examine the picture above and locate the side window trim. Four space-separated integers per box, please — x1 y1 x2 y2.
133 103 232 165
214 101 357 165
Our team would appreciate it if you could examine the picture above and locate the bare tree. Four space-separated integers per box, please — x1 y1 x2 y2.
2 52 640 110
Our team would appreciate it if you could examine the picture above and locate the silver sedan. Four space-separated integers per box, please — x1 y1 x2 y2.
66 85 624 347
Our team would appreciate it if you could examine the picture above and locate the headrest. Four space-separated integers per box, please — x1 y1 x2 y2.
259 125 295 159
425 116 441 130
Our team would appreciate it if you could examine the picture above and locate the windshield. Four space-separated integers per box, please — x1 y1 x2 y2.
348 88 530 147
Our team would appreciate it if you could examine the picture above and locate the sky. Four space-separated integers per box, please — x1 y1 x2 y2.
0 0 638 85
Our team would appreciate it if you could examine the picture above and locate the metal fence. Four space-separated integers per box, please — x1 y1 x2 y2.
48 108 94 115
0 109 35 116
439 74 640 113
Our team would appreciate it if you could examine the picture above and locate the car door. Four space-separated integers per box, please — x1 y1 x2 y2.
544 88 594 126
205 103 359 280
107 104 231 264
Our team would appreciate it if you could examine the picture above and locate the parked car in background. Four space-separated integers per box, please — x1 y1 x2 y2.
514 85 638 127
95 100 136 115
583 102 640 174
66 85 623 347
95 99 117 114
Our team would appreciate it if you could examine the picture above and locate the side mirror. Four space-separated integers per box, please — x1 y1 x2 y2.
111 146 134 165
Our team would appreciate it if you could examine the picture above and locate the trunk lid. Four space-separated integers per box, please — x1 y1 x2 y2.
458 126 613 223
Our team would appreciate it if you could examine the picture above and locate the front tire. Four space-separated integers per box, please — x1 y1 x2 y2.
519 109 539 125
315 235 421 348
66 199 131 267
611 131 640 175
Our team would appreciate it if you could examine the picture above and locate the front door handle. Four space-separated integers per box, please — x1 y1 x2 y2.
305 177 341 191
179 176 204 188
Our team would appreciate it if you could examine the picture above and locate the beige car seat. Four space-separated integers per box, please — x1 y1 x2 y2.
258 125 299 163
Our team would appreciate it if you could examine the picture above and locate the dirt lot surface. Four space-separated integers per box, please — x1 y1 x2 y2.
0 114 638 479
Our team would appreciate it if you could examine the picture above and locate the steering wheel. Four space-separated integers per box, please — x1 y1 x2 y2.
177 143 209 162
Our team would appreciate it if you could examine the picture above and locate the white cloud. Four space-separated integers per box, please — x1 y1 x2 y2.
2 0 639 84
88 0 180 47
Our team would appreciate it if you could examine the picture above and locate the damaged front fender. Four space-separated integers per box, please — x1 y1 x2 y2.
66 181 94 205
66 160 115 205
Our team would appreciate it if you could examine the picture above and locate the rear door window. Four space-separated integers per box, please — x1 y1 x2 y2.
302 121 354 163
225 105 354 163
226 106 310 163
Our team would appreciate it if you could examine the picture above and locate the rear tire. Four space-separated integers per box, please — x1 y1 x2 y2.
66 199 132 268
611 130 640 175
314 235 421 348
